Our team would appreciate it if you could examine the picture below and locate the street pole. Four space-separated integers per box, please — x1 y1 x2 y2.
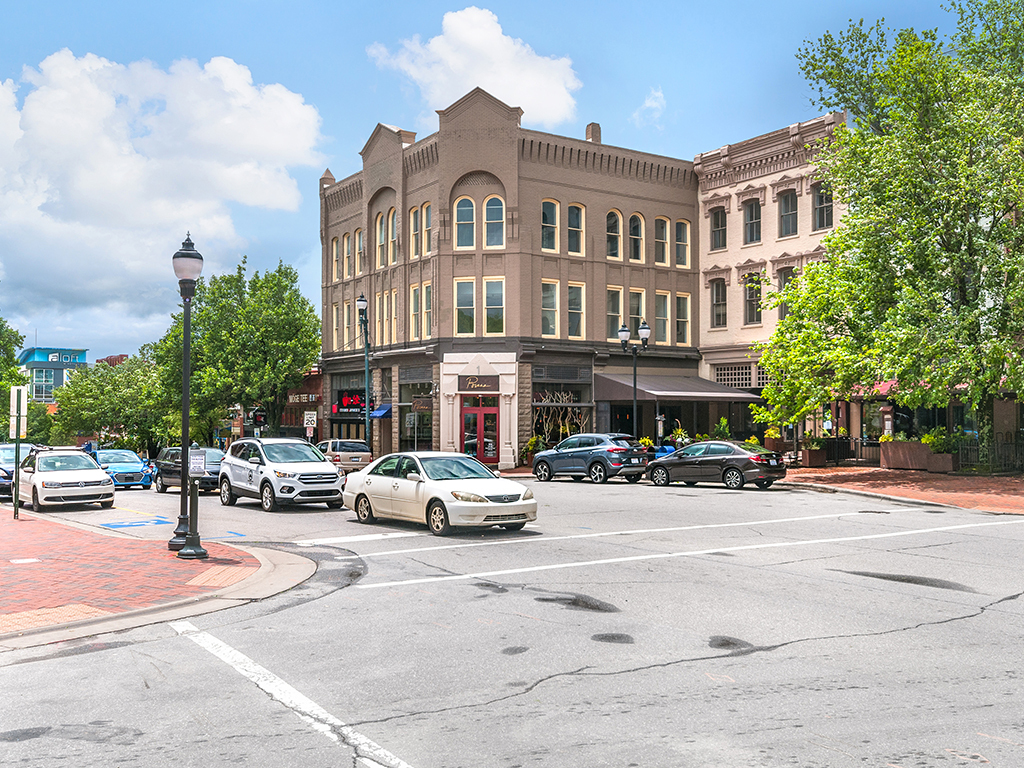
618 320 651 439
356 294 370 448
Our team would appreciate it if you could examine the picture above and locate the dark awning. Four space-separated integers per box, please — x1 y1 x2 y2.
594 373 762 402
369 404 393 419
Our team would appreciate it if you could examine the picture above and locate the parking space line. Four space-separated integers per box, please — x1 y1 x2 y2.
296 531 425 546
171 621 416 768
355 518 1024 590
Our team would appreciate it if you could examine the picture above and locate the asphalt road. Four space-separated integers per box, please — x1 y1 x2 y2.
3 477 1024 767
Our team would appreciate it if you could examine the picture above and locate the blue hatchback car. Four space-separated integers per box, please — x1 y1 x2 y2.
0 443 35 495
95 448 153 490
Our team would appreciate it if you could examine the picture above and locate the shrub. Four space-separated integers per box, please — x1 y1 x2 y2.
638 436 654 448
879 434 894 443
519 435 546 465
803 436 826 450
745 435 761 446
712 417 731 439
764 426 781 440
921 427 956 454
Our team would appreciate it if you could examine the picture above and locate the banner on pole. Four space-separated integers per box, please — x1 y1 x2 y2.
9 385 28 439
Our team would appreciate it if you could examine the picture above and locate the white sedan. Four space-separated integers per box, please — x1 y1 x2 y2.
342 451 537 536
19 449 115 512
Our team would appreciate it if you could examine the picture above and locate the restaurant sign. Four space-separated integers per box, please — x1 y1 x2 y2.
458 375 499 393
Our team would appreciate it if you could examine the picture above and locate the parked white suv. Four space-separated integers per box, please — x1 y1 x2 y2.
218 438 345 512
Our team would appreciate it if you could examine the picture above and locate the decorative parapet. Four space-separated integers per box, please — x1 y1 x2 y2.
703 264 732 287
701 192 731 217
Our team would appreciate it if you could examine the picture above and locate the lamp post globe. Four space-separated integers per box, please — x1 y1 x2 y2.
169 233 208 560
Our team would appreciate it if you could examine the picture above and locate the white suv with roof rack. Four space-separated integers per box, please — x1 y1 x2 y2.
218 437 345 512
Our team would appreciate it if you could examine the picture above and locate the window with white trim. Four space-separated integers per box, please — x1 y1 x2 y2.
654 291 670 343
606 286 623 339
675 293 690 345
744 200 761 244
541 280 558 337
456 198 475 249
711 208 727 250
568 205 584 255
567 283 584 339
813 184 833 230
410 208 421 258
376 214 386 267
455 279 475 335
654 218 669 265
606 211 621 259
344 301 352 349
711 279 727 328
541 200 558 252
388 208 398 264
331 238 339 281
628 289 644 337
778 267 795 320
628 214 644 261
744 273 762 325
484 278 504 335
423 282 432 339
485 196 505 248
391 288 398 342
344 234 352 278
355 229 363 274
332 302 339 350
423 203 432 254
675 220 690 267
410 286 421 340
778 191 798 237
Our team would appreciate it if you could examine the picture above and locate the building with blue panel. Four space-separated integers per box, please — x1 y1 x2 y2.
17 347 88 403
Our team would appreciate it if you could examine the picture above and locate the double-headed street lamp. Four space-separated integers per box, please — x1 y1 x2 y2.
168 234 207 560
618 319 651 439
356 293 371 445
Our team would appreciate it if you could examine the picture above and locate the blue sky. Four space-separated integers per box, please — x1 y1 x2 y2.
0 1 951 359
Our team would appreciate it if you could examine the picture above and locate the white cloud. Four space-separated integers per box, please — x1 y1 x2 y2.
368 6 581 129
0 49 324 354
632 87 666 129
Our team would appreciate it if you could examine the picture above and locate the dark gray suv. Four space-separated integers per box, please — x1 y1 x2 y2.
532 433 649 484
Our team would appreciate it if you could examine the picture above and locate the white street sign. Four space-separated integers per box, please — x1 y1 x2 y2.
303 410 317 428
9 385 28 439
188 450 206 478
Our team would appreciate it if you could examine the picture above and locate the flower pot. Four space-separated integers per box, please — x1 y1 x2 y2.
880 441 930 470
764 437 787 452
800 448 826 467
926 452 959 474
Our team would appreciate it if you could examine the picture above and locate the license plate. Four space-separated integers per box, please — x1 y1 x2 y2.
769 460 777 466
350 457 361 462
631 458 640 464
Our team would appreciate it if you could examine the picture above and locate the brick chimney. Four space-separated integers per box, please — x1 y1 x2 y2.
586 123 601 144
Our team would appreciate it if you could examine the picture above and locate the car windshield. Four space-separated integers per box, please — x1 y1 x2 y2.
338 442 370 452
262 443 326 464
0 445 32 464
38 454 98 471
97 450 140 464
203 449 225 464
611 437 643 448
419 456 496 481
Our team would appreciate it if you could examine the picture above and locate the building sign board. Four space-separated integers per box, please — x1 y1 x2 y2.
411 398 433 412
458 375 499 393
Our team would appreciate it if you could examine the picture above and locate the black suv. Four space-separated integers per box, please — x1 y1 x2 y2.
154 446 225 493
532 433 649 483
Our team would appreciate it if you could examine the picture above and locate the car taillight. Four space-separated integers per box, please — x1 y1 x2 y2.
332 455 341 463
751 455 769 464
606 447 627 453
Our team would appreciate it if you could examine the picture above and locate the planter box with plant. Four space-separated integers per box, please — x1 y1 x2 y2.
921 427 959 474
879 434 931 470
801 436 827 467
519 435 545 467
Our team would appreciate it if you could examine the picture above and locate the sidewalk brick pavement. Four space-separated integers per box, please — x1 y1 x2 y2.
0 511 259 637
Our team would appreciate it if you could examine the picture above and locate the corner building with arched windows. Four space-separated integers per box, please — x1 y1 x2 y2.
320 88 753 468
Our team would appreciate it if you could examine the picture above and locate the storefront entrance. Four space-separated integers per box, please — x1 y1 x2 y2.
461 395 499 464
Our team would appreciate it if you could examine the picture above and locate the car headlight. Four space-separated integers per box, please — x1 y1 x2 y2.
101 477 114 486
0 469 9 479
451 491 488 503
274 470 297 479
42 481 61 488
523 488 534 500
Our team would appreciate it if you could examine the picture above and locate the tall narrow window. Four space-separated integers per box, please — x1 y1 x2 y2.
675 220 690 267
654 292 669 343
456 198 475 248
376 213 386 267
606 211 621 259
343 234 352 278
410 286 421 340
484 279 504 335
331 238 339 281
654 218 668 264
744 200 761 244
332 302 339 350
410 208 421 258
777 267 795 320
567 205 583 255
675 294 690 345
711 208 727 250
355 229 363 274
344 301 352 349
606 287 622 339
391 289 398 342
485 196 505 247
375 292 383 343
388 208 398 264
423 282 432 339
541 281 558 337
423 203 432 254
711 279 727 328
541 200 558 251
455 279 475 334
628 215 644 261
629 289 644 337
382 291 391 343
778 191 798 237
744 274 762 325
813 184 833 230
567 283 584 339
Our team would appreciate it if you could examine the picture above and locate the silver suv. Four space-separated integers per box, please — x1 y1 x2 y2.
218 438 345 512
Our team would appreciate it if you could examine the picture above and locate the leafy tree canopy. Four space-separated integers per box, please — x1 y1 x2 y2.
757 0 1024 431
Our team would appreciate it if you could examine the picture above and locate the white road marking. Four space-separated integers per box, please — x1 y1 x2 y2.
170 621 415 768
355 518 1024 590
10 558 41 564
296 531 424 546
329 513 858 559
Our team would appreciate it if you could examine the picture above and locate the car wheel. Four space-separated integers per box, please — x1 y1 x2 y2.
31 488 41 513
588 462 608 484
427 501 453 536
626 474 641 484
355 495 375 523
326 500 344 509
723 468 745 490
501 522 526 531
684 481 698 486
155 474 167 493
651 467 670 487
534 461 552 482
755 480 774 489
260 483 279 512
100 500 113 509
220 478 237 506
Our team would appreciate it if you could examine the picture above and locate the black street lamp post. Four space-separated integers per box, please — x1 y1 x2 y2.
356 294 371 447
168 234 208 560
618 319 651 438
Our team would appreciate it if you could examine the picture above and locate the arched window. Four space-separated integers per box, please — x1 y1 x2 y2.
409 207 420 258
388 208 398 264
343 234 352 278
567 205 584 255
674 220 690 267
423 203 432 254
376 213 386 267
355 229 363 274
541 200 558 252
455 198 475 249
654 218 669 264
628 214 644 261
331 237 339 281
485 196 505 248
606 211 621 259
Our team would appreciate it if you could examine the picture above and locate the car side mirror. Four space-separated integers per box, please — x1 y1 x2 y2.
248 456 262 465
406 472 422 482
101 464 109 470
493 470 502 478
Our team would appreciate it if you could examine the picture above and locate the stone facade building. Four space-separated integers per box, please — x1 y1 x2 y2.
319 89 758 468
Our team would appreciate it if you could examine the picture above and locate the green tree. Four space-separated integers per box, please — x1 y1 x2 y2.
26 402 52 445
757 0 1024 436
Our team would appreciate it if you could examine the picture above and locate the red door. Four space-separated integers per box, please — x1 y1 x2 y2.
461 396 499 464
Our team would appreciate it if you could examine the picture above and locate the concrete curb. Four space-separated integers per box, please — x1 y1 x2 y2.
777 481 972 511
0 543 317 651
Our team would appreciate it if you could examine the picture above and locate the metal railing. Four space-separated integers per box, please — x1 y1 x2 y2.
959 440 1024 473
822 437 880 466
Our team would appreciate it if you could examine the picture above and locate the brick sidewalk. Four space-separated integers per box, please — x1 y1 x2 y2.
0 512 260 636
